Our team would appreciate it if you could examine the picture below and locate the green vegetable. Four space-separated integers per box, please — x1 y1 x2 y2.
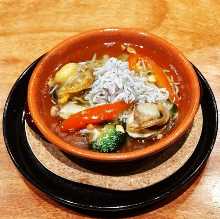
91 123 125 153
170 103 178 116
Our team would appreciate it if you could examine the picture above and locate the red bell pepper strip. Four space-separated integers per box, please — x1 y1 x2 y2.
128 54 139 70
61 101 130 131
128 54 176 102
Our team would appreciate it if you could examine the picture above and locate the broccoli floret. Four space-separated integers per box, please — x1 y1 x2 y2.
91 124 125 153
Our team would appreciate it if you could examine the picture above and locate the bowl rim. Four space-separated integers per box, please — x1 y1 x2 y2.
28 27 200 162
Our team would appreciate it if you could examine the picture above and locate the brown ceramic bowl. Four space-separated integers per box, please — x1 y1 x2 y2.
28 28 200 162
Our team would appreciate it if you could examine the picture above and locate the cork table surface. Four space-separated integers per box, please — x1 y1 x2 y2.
0 1 219 218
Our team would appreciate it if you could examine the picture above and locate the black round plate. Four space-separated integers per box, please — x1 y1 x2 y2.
3 58 218 217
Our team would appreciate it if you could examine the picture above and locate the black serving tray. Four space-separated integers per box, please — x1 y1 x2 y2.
3 58 218 217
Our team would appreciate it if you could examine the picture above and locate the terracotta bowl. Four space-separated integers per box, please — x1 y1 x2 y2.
28 28 200 162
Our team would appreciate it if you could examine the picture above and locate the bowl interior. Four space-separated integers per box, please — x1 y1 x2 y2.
28 28 200 162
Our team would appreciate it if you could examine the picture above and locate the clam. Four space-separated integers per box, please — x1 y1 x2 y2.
126 103 170 138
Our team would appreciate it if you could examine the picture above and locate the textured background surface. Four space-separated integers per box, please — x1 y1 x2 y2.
0 0 220 218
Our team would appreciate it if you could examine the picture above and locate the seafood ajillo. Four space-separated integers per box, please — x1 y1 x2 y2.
48 45 179 153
